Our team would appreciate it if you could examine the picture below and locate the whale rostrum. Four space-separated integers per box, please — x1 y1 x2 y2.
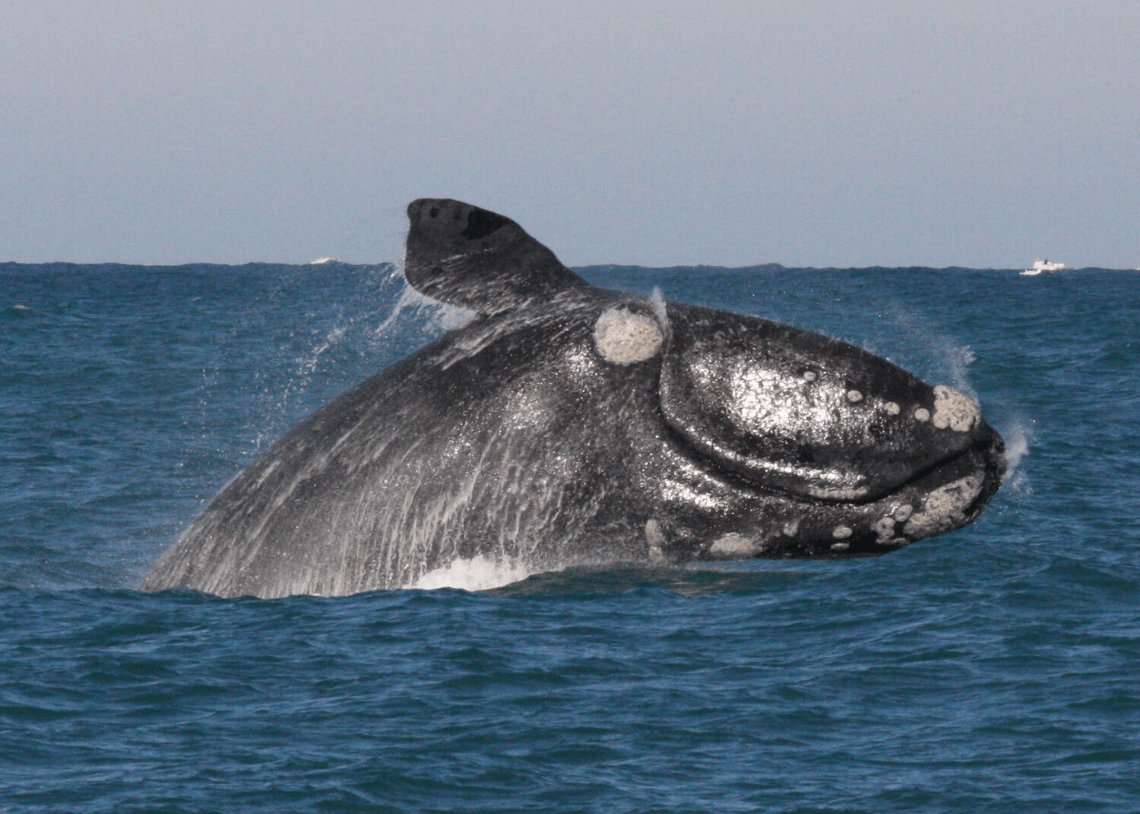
142 198 1006 598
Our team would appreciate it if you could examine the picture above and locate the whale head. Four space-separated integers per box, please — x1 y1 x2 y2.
405 198 1006 562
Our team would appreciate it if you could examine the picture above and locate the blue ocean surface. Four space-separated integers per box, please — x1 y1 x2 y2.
2 260 1138 812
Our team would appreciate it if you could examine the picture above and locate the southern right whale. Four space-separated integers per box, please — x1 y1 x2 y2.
142 199 1006 598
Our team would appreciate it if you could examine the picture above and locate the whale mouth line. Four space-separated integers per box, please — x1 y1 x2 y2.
669 422 1003 509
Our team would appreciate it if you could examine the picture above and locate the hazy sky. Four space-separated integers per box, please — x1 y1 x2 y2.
3 1 1137 267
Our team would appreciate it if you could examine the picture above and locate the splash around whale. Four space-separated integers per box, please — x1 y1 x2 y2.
142 199 1006 598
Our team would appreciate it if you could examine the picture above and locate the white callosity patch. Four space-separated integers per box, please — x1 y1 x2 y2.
645 519 666 563
903 475 984 538
709 533 762 557
872 516 908 547
931 385 981 432
593 307 664 365
872 515 896 540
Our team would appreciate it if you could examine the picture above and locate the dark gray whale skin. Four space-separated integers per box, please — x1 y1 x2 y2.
142 199 1006 598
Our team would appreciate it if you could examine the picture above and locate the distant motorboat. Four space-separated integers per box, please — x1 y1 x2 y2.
1020 259 1066 276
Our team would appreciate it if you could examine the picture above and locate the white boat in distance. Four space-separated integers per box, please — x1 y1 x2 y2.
1020 259 1066 276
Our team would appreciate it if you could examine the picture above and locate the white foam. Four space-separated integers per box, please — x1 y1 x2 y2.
872 307 979 399
1000 420 1033 496
410 555 532 591
1003 423 1031 472
373 283 475 338
295 324 348 381
649 286 669 327
946 344 978 397
309 257 337 265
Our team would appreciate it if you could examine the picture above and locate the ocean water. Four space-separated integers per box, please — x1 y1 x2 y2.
2 260 1138 812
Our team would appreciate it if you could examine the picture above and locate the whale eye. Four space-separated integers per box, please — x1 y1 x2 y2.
593 306 663 365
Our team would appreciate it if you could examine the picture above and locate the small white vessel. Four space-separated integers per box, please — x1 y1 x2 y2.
1020 259 1066 276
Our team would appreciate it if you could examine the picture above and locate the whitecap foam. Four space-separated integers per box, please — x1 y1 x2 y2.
410 555 532 591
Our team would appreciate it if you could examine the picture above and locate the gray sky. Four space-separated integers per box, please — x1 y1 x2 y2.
2 1 1137 267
